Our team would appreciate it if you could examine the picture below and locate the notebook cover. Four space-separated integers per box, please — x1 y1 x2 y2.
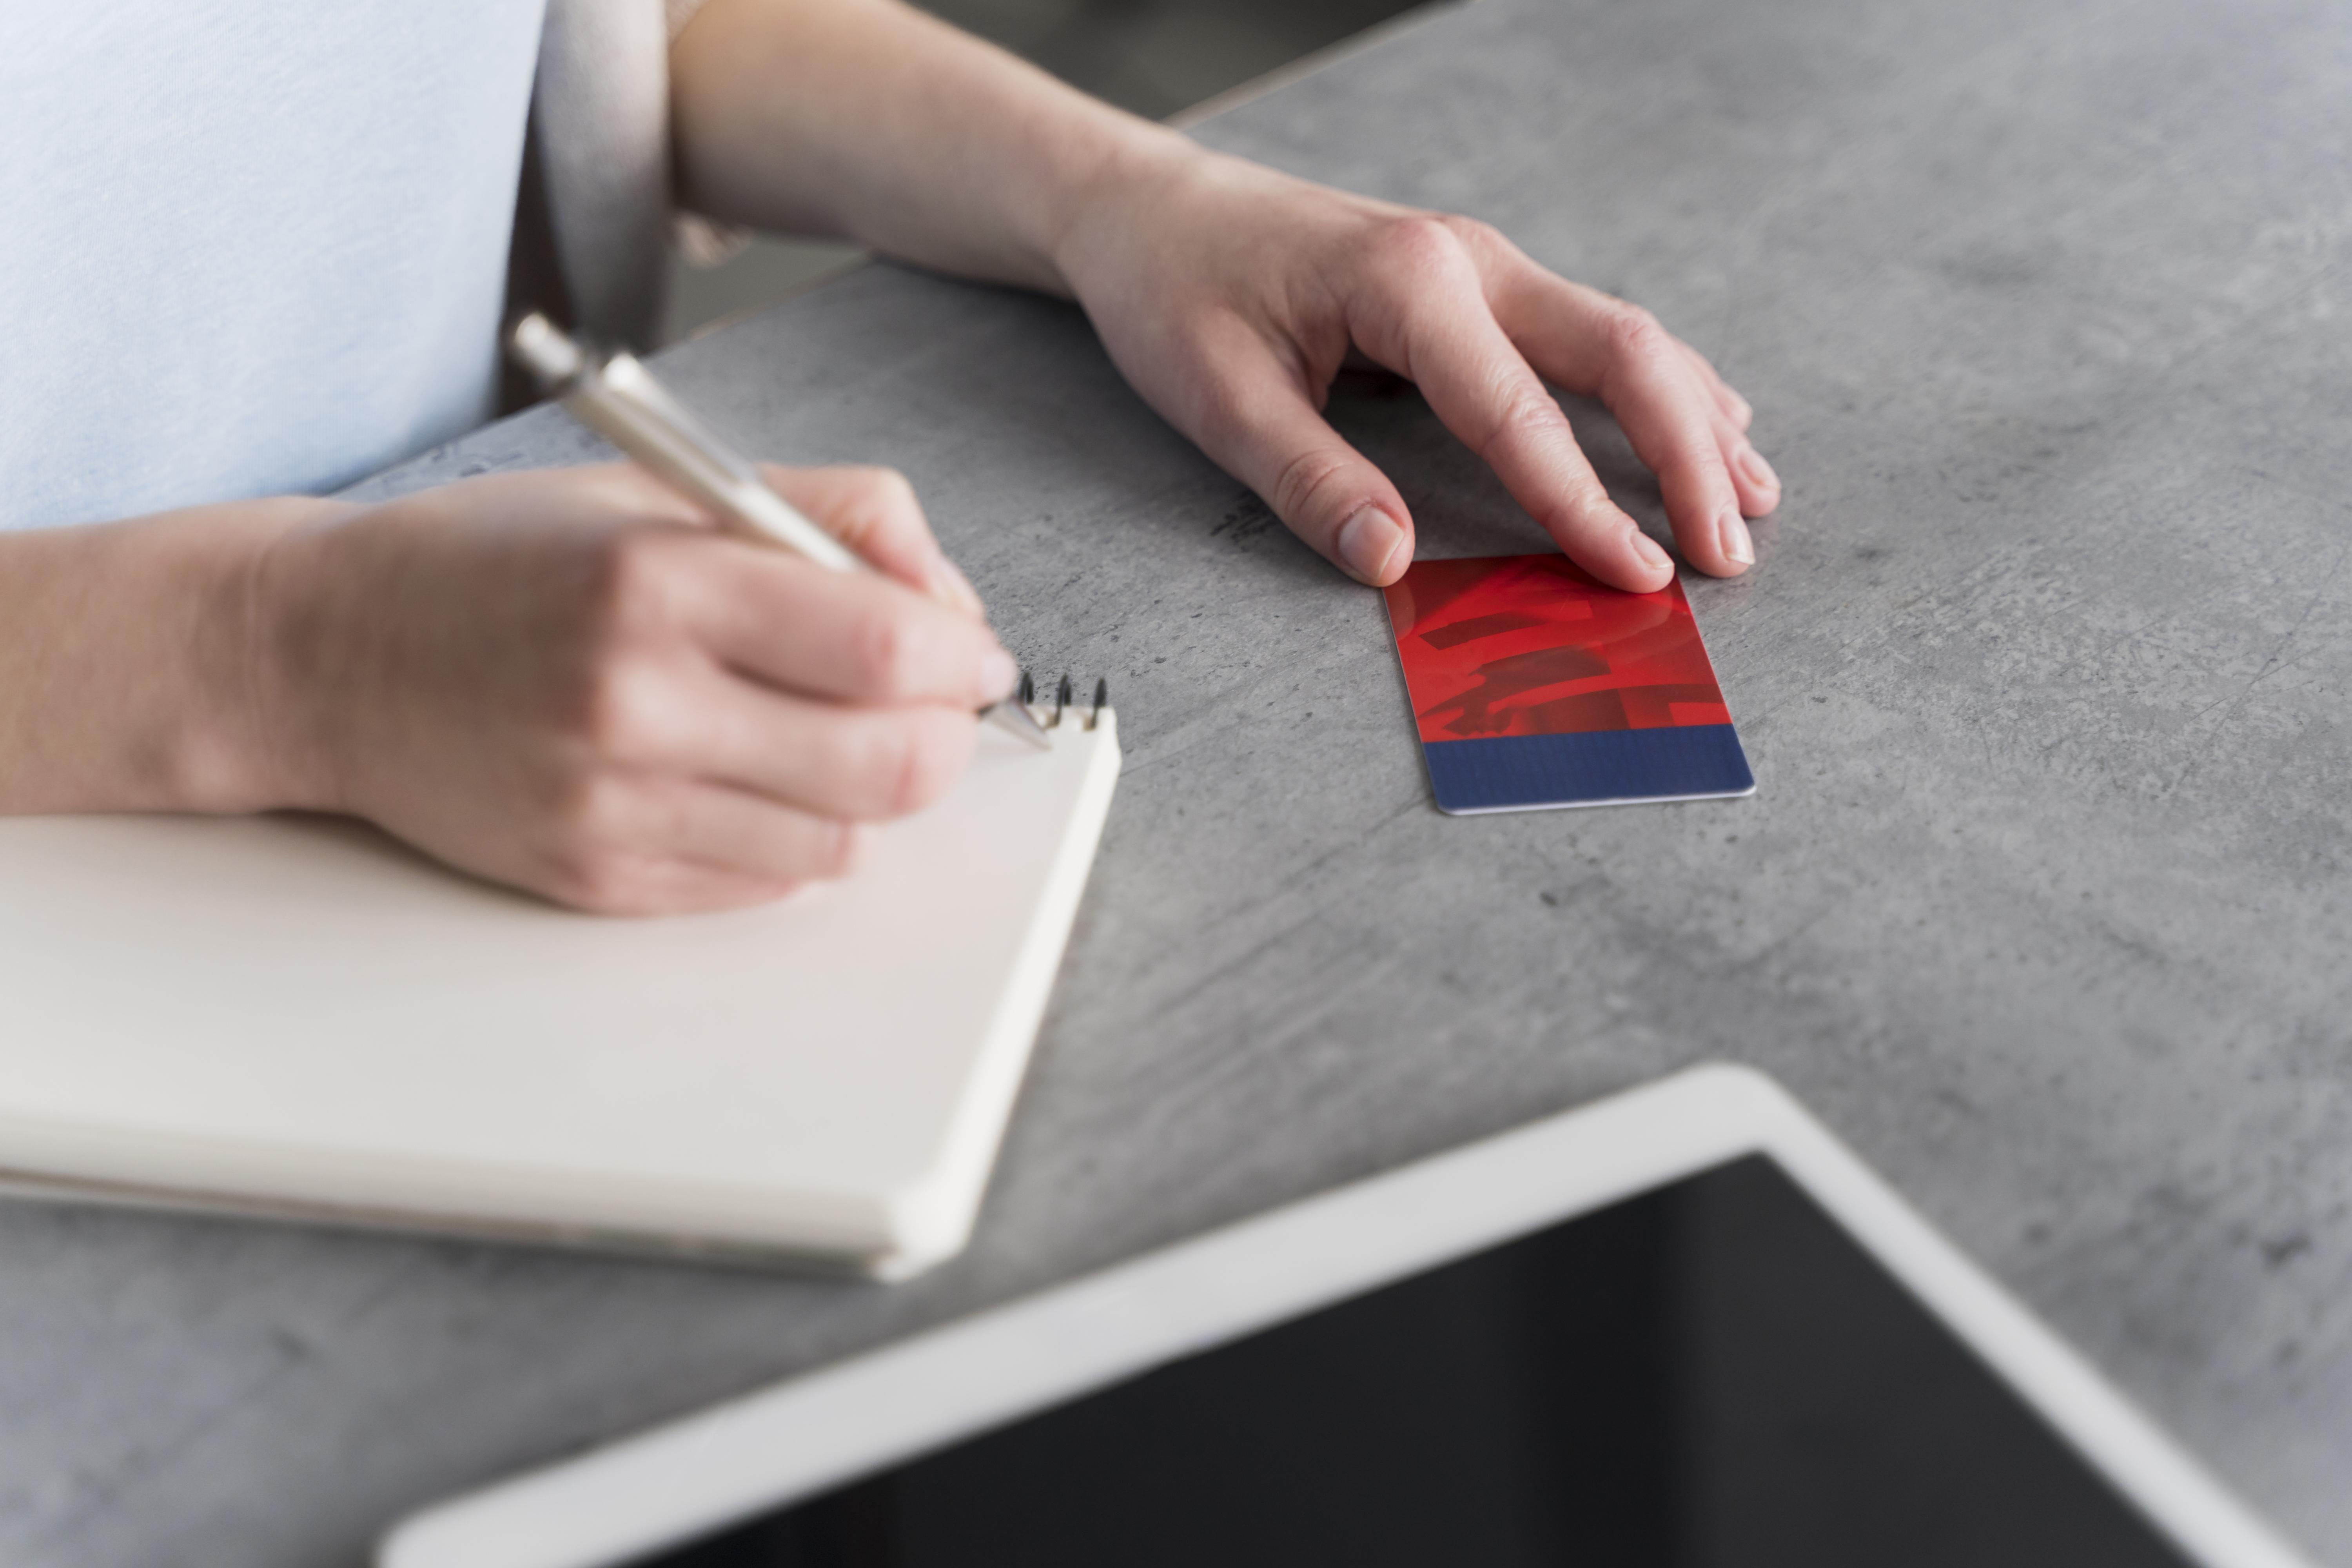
0 713 1121 1279
1383 555 1754 813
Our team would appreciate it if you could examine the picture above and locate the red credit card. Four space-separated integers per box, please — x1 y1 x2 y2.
1383 554 1755 813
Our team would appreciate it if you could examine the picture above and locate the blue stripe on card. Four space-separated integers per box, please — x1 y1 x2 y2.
1421 725 1755 813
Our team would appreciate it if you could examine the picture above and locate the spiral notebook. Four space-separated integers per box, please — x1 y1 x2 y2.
0 699 1120 1279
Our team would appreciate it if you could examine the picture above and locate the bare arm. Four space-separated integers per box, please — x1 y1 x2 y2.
670 0 1780 592
4 1 1775 916
0 503 308 816
0 469 1014 915
669 0 1169 294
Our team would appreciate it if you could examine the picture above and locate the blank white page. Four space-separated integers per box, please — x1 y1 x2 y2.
0 713 1120 1277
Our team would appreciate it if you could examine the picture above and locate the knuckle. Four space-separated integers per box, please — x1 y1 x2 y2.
534 780 685 915
537 822 639 913
572 662 663 759
834 466 924 547
1435 213 1506 260
1268 447 1361 530
1600 302 1672 365
1371 214 1471 282
586 530 682 633
846 603 933 700
813 711 973 820
857 466 919 511
795 717 866 802
546 855 634 915
543 768 632 847
1474 382 1569 463
565 866 667 916
1557 476 1621 529
885 713 977 817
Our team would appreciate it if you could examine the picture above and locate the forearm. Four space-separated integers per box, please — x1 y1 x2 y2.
669 0 1775 601
0 502 320 815
669 0 1197 293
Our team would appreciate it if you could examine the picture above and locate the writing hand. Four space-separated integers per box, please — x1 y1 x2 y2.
249 464 1011 913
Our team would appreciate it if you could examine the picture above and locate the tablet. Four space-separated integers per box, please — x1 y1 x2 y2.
379 1065 2310 1568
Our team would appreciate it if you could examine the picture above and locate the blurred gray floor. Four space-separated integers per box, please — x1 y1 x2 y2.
660 0 1421 343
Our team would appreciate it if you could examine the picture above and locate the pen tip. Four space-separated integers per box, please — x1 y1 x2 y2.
985 697 1054 750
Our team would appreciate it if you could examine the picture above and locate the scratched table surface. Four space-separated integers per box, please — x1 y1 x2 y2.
5 0 2349 1562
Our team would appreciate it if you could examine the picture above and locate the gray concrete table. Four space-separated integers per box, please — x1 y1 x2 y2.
6 0 2349 1562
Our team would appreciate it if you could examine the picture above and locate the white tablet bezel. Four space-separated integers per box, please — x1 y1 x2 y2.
378 1064 2312 1568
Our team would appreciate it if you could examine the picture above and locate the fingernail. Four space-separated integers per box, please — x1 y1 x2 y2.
1736 443 1779 492
1337 507 1406 583
1718 509 1755 567
979 646 1018 700
1632 531 1673 573
931 554 986 618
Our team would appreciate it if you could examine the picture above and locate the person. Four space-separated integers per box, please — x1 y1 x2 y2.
0 0 1778 915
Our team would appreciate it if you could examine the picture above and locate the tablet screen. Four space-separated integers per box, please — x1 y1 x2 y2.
640 1155 2190 1567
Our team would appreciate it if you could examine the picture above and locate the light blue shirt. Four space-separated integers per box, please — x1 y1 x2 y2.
0 2 547 530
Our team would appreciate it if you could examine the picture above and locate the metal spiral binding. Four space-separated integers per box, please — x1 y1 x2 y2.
1019 672 1110 732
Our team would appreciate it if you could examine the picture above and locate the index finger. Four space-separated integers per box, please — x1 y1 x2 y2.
1489 269 1755 577
1351 223 1675 592
683 541 1018 710
758 463 989 620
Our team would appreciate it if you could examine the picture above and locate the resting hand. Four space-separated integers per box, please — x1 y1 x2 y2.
246 465 1013 914
1054 149 1779 590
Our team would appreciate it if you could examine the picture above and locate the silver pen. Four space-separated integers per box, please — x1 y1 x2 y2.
507 312 1052 750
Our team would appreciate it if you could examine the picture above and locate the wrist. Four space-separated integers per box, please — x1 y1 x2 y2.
0 497 345 817
185 498 355 815
1038 125 1209 298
